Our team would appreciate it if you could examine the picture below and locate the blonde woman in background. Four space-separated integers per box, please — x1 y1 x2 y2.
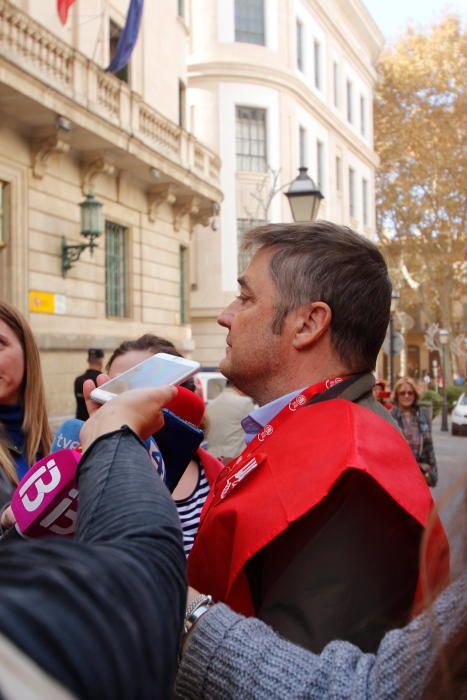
391 377 438 487
0 302 51 508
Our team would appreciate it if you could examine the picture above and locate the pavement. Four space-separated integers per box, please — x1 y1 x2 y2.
431 415 467 568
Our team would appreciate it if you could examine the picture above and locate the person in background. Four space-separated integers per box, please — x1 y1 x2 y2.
106 334 221 556
0 383 186 700
391 377 438 487
205 380 255 463
423 370 431 390
372 379 393 411
0 302 51 509
74 348 104 421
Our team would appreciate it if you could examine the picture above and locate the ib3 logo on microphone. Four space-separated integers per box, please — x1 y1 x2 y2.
19 458 62 513
12 450 81 538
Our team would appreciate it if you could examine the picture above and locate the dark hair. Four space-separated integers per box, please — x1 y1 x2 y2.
106 334 196 392
88 348 104 361
242 221 392 372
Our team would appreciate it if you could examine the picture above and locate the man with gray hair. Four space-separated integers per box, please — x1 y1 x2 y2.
185 221 448 656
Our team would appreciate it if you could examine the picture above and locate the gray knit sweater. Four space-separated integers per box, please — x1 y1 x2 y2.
175 574 466 699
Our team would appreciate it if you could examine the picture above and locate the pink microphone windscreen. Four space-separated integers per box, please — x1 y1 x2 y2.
11 449 81 538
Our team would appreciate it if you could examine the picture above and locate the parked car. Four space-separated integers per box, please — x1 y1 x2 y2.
194 371 227 404
451 393 467 435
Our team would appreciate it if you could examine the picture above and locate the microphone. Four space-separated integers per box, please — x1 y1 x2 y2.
50 418 83 453
165 386 205 428
5 390 205 540
11 449 81 538
51 417 166 480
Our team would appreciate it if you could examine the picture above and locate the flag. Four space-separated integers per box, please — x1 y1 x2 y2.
106 0 144 74
57 0 76 25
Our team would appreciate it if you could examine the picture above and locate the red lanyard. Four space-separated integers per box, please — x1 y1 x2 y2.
215 375 351 501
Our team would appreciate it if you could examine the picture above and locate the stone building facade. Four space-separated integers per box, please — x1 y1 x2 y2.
0 0 385 423
187 0 384 366
0 0 221 423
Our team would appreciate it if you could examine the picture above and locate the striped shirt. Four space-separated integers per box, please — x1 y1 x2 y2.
175 460 210 557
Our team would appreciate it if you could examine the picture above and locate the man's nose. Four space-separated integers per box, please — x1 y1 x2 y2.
217 301 237 328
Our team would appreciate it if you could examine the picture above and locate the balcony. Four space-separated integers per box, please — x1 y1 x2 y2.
0 0 221 206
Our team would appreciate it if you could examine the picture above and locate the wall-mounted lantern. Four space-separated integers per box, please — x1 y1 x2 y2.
61 194 103 277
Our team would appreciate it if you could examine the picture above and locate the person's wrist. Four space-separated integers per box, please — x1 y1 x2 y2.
179 594 214 660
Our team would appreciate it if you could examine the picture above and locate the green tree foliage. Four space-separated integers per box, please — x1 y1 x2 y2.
375 16 466 358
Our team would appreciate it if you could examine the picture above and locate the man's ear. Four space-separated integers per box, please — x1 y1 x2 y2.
292 302 332 350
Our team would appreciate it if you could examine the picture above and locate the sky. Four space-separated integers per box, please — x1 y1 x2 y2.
362 0 466 40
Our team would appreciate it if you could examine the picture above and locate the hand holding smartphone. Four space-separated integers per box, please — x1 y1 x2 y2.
90 353 200 404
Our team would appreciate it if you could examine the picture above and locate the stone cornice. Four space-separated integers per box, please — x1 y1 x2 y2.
313 0 384 66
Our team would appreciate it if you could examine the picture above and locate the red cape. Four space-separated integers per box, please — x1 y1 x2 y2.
197 447 223 486
189 400 448 615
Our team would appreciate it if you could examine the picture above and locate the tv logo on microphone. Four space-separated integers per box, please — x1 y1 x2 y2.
12 450 81 538
53 433 81 451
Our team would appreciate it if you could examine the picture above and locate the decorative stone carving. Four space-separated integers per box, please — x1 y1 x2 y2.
81 158 116 194
173 196 218 233
147 184 177 222
192 203 216 230
32 135 70 179
173 196 204 231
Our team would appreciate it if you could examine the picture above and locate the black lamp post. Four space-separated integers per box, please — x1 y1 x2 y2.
284 167 324 222
439 328 449 432
389 289 400 391
61 194 103 276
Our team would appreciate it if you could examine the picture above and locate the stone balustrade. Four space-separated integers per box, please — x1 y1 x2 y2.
0 0 220 187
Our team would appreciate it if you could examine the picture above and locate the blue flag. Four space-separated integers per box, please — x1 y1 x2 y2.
106 0 144 74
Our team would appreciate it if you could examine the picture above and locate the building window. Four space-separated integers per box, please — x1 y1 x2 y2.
109 20 129 83
236 106 267 172
237 218 264 274
362 177 369 226
335 156 342 192
360 95 366 135
235 0 265 45
105 221 127 318
179 245 189 324
316 140 324 191
299 126 307 167
348 167 355 218
333 62 339 107
0 181 9 245
296 19 304 71
346 79 353 123
178 79 186 128
313 39 321 89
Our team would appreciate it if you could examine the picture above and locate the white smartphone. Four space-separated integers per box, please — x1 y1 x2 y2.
90 352 200 404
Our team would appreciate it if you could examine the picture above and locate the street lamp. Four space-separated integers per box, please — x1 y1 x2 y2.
284 167 324 222
61 193 103 277
439 328 449 431
389 289 400 391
